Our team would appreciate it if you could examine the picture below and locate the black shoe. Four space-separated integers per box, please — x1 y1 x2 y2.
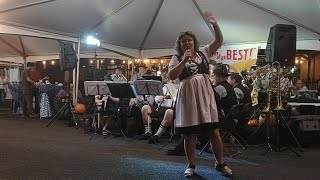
148 135 159 144
138 133 152 140
166 146 185 156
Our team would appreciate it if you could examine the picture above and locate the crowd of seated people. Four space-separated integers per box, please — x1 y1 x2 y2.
8 60 319 160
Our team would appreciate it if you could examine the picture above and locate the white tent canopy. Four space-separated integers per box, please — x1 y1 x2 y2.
0 32 131 63
0 0 319 60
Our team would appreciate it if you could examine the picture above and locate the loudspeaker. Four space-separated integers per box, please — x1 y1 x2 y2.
59 42 78 71
265 24 296 66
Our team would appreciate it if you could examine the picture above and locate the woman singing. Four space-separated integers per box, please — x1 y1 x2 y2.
168 12 232 177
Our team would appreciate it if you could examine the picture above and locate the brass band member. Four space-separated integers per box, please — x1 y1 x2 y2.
132 63 147 81
138 79 179 143
251 60 270 105
111 67 127 82
228 73 251 104
95 94 120 136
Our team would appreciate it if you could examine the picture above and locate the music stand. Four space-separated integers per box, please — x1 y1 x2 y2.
83 81 111 140
84 81 112 96
134 80 163 96
107 82 137 138
107 82 137 98
129 80 163 142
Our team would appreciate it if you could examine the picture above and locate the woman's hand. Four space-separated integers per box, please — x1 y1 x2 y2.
204 11 217 25
182 48 192 63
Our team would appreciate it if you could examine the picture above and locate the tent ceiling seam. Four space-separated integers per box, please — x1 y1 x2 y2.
0 21 80 39
138 0 164 50
18 36 26 57
239 0 320 36
82 0 135 36
0 36 24 56
0 0 56 14
192 0 215 36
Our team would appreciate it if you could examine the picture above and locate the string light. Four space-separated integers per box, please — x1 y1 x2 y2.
144 59 150 63
51 61 55 65
42 61 46 65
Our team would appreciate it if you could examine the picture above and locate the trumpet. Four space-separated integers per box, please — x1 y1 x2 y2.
115 74 127 81
248 64 270 77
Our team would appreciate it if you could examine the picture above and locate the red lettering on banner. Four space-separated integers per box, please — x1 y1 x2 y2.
238 50 243 60
226 50 232 59
232 50 237 60
243 49 249 60
219 48 256 61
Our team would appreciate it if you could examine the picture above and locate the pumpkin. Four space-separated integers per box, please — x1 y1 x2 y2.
74 103 86 114
247 119 258 126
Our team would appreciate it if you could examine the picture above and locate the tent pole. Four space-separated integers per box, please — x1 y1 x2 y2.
76 38 81 104
191 0 215 36
23 56 26 69
72 43 76 104
138 0 164 50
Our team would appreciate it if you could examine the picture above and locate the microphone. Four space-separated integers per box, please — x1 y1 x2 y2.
186 46 192 64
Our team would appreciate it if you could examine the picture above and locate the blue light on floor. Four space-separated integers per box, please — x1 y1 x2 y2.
121 157 229 180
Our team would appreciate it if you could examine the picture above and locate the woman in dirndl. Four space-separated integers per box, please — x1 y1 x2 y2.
168 12 232 177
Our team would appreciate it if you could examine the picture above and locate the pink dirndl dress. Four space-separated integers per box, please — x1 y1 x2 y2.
169 46 219 134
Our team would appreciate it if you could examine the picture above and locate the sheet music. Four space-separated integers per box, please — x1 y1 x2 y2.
84 81 112 96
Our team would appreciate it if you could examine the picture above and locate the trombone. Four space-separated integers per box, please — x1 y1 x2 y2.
273 62 286 111
262 61 286 113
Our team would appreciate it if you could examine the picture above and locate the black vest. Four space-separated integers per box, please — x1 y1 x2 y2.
235 84 251 104
218 81 238 114
175 51 209 81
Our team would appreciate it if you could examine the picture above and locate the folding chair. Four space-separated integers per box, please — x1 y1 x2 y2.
198 104 248 157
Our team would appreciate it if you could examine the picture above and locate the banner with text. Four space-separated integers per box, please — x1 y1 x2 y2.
212 44 259 73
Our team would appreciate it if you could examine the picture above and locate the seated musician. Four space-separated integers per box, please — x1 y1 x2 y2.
95 93 120 136
212 63 238 115
129 93 155 135
250 58 272 106
138 79 179 142
132 63 147 81
111 67 127 82
294 79 308 91
227 73 251 104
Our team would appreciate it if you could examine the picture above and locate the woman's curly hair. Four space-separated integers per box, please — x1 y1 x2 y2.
174 31 200 56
